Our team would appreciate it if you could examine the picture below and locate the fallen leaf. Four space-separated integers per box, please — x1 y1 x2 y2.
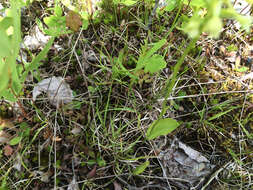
13 154 22 171
0 130 11 144
52 136 62 142
159 138 215 189
21 26 50 51
71 127 81 135
67 176 79 190
32 76 74 108
113 181 122 190
4 145 13 156
66 11 82 32
87 165 97 179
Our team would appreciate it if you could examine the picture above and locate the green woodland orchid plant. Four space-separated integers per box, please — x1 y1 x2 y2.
0 0 252 141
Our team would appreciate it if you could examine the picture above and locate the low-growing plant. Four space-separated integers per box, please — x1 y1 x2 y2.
0 1 55 103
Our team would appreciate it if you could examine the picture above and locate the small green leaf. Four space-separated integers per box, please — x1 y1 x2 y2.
144 54 167 74
97 157 106 167
164 0 178 12
0 89 17 102
54 5 62 17
208 107 238 121
120 0 137 6
146 118 179 140
133 161 150 175
82 19 89 30
235 66 248 72
9 136 22 145
136 39 167 70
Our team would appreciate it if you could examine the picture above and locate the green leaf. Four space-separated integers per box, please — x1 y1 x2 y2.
0 17 13 31
21 37 55 82
235 66 248 72
164 0 178 12
208 107 239 121
43 15 70 36
82 19 89 30
133 161 150 175
120 0 137 6
136 39 167 70
0 62 9 93
144 54 167 74
0 29 11 57
54 5 62 17
11 68 22 94
9 136 22 145
183 0 206 8
146 118 179 140
0 89 17 102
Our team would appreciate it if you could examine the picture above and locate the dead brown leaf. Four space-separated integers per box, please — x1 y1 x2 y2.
66 11 82 32
113 181 122 190
4 145 13 156
87 165 97 179
0 130 11 144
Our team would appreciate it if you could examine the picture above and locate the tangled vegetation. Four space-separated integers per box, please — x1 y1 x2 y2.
0 0 253 189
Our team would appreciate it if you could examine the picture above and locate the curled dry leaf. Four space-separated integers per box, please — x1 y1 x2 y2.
32 76 74 108
159 138 215 189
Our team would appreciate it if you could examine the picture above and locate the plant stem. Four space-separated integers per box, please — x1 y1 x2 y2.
159 37 199 119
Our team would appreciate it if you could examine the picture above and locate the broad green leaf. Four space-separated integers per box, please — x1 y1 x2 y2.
133 161 150 175
203 16 222 38
10 0 21 63
0 62 9 93
136 39 167 70
43 16 70 36
9 136 22 145
144 54 167 74
0 17 13 31
144 39 167 61
1 89 17 102
146 118 179 140
54 5 62 17
11 68 22 94
0 30 11 57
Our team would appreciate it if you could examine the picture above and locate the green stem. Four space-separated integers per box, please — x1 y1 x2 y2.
159 37 199 119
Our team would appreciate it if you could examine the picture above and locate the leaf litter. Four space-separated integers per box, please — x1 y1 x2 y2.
21 26 50 51
159 138 215 189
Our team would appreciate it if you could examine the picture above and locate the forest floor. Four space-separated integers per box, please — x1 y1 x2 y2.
0 0 253 190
